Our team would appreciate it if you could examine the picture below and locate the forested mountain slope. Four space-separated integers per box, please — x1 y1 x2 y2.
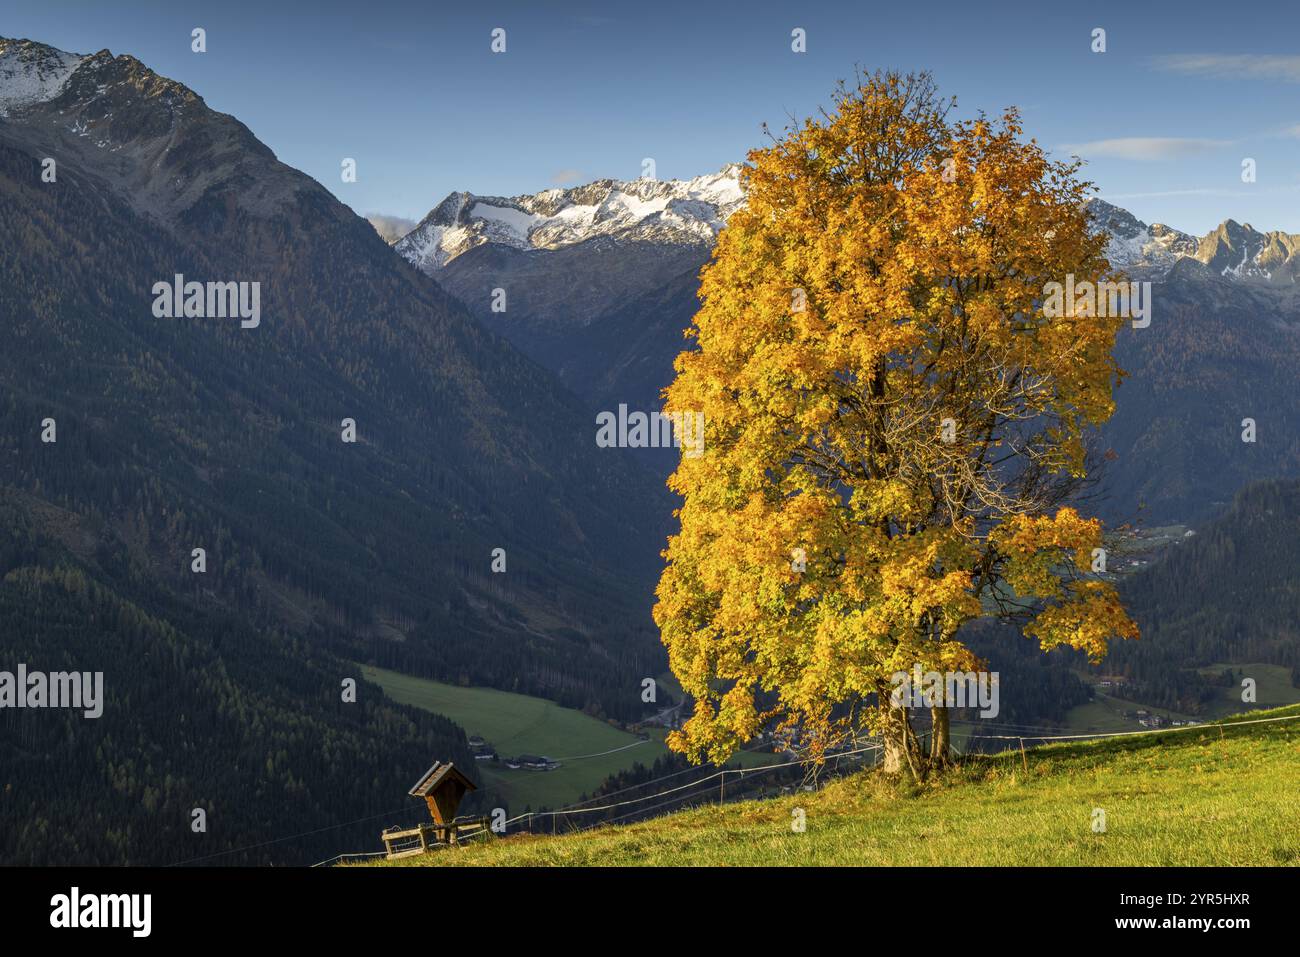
0 37 671 863
0 38 669 715
1099 479 1300 711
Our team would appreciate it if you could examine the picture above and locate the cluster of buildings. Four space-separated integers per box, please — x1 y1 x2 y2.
466 736 561 771
1123 710 1201 729
504 755 561 771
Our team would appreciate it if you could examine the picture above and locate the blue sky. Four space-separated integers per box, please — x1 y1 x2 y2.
6 0 1300 233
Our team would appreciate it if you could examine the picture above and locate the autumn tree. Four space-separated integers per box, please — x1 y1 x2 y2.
654 71 1138 778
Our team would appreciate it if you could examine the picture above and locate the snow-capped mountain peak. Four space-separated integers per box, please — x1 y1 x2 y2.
0 37 86 117
1086 198 1198 273
1087 199 1300 284
396 164 745 271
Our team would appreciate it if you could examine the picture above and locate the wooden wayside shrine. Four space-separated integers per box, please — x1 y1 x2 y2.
381 761 489 860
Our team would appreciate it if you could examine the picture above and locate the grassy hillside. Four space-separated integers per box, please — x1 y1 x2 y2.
1196 664 1300 716
356 705 1300 866
1060 664 1300 733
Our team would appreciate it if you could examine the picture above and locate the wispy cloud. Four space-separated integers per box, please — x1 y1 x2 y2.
550 168 586 186
365 214 418 244
1058 137 1230 161
1152 54 1300 83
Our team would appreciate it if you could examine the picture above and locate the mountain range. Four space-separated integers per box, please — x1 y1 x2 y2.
1090 199 1300 285
396 170 1300 291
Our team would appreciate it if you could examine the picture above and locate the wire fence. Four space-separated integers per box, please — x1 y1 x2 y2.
252 712 1300 868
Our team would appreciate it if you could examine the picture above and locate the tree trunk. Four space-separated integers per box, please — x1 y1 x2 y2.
929 705 951 769
877 691 921 780
880 714 907 775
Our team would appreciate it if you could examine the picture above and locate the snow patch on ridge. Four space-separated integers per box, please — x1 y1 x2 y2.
0 39 86 117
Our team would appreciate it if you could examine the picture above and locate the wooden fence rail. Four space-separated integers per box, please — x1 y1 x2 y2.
381 817 490 860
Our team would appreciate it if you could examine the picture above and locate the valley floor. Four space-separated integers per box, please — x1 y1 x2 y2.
354 706 1300 867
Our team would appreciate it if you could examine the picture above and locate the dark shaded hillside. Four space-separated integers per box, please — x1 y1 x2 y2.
1097 478 1300 711
0 42 669 715
439 236 708 478
436 233 709 345
1099 265 1300 526
957 618 1094 728
530 264 703 476
1123 478 1300 659
546 265 702 417
0 493 478 865
962 480 1300 722
0 39 673 863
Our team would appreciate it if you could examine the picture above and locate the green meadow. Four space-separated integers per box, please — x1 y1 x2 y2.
361 664 776 810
